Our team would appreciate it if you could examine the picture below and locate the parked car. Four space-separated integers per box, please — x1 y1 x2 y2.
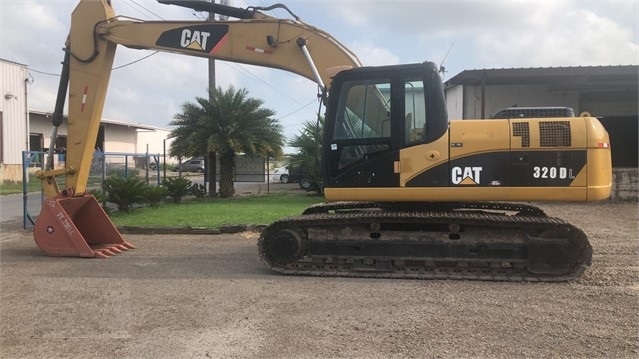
271 167 289 183
270 165 321 191
287 165 321 191
173 157 205 173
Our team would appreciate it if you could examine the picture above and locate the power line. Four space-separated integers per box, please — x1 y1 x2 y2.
119 0 157 20
113 51 160 70
228 63 302 105
275 98 318 121
126 0 165 20
28 68 61 77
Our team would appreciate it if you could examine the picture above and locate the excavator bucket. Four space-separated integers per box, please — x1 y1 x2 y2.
33 194 135 258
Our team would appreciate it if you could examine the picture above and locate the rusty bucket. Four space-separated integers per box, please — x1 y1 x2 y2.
33 193 135 258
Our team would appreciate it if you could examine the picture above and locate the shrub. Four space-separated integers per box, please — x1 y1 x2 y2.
145 185 168 208
190 183 206 198
102 176 148 212
162 176 193 203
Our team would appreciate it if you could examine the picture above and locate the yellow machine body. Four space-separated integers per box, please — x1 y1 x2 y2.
325 115 612 202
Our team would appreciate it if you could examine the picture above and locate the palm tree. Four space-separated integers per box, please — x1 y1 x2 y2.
288 117 323 194
169 86 284 198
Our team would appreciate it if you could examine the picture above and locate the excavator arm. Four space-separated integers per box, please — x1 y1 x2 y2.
39 0 361 197
34 0 360 258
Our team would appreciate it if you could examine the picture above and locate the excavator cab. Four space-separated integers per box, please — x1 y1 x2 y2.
323 62 448 190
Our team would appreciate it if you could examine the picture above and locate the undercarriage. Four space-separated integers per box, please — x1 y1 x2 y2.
258 202 592 281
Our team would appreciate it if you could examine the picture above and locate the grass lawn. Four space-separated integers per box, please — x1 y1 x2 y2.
109 194 325 228
1 172 124 196
0 176 42 195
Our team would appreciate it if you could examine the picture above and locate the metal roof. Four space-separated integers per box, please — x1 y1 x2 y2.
445 65 638 91
29 110 168 131
0 58 28 67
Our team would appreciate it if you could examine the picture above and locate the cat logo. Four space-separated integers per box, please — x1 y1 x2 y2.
156 25 229 53
452 166 482 185
180 29 211 51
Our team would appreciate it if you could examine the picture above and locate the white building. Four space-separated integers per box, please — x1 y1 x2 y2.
28 110 173 170
28 110 171 155
1 59 30 182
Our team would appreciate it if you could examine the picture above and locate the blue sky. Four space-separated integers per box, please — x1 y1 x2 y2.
2 0 637 144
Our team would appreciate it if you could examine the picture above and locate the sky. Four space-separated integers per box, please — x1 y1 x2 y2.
1 0 638 145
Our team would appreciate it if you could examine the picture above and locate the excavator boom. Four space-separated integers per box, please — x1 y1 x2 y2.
43 0 361 197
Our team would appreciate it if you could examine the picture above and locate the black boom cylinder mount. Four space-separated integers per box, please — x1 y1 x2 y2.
157 0 256 19
52 48 71 127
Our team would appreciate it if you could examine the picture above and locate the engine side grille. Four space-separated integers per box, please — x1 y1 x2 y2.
540 121 571 147
512 122 530 147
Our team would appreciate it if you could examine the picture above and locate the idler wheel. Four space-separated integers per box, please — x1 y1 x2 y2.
262 229 304 265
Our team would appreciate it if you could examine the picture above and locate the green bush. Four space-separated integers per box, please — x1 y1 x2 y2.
162 176 193 203
102 176 148 212
145 185 168 208
190 183 206 198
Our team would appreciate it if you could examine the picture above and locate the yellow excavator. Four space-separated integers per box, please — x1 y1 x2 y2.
34 0 612 281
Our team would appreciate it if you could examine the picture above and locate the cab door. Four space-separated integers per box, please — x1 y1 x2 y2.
323 74 400 188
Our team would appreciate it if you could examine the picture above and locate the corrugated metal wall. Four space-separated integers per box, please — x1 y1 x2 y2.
445 85 464 121
1 59 29 166
460 84 581 120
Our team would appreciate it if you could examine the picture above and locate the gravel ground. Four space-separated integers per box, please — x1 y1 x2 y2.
0 202 637 359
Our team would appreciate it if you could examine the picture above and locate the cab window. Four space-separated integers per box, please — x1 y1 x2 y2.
332 78 392 169
404 80 427 145
333 79 391 140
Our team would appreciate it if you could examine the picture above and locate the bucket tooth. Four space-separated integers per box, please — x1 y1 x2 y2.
33 194 134 258
108 246 122 254
100 248 116 256
94 251 111 259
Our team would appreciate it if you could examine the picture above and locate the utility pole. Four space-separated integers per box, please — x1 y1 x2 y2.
206 1 216 196
205 0 229 197
208 0 229 90
207 0 229 91
207 5 217 91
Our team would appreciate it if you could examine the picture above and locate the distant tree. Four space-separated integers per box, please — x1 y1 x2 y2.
288 117 323 194
169 86 284 198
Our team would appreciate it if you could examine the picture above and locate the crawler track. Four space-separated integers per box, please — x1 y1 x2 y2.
258 202 592 282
